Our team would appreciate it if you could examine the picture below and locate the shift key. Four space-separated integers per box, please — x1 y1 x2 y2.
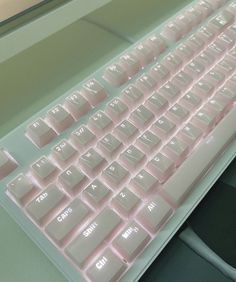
66 208 122 268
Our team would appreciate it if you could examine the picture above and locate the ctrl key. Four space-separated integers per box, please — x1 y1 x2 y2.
86 248 126 282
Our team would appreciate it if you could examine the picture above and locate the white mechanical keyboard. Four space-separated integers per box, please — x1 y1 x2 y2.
0 1 236 281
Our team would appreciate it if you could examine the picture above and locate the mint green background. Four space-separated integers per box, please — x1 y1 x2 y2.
1 0 231 281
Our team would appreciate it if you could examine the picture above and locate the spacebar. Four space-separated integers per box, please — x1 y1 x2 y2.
162 108 236 206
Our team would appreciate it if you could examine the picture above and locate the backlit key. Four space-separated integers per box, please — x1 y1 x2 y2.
176 43 194 61
145 92 169 116
149 63 170 85
159 82 181 103
217 87 236 103
192 108 217 133
131 169 158 196
179 91 202 110
184 60 205 80
191 79 215 99
208 10 234 33
179 123 203 146
136 74 157 94
186 34 205 54
130 105 154 129
120 53 141 76
136 130 161 154
162 52 182 73
0 149 17 180
106 98 128 123
51 140 77 166
151 116 176 139
146 34 167 56
172 71 193 91
167 104 189 124
122 85 144 108
88 111 113 137
114 120 139 143
104 63 128 86
205 69 225 87
161 21 183 42
120 145 146 170
31 157 58 183
98 134 123 159
81 79 107 106
71 126 95 151
134 43 155 66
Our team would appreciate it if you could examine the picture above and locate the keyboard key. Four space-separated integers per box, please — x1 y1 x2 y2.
137 196 172 233
136 74 157 94
81 79 107 106
176 43 194 61
136 130 161 153
184 60 205 79
7 174 38 205
0 149 17 180
149 63 170 85
120 53 141 76
217 33 235 50
208 96 230 120
191 79 215 99
98 134 123 159
217 59 235 76
71 126 95 151
208 10 234 33
148 153 175 183
145 92 169 116
179 91 202 110
131 169 158 196
172 71 193 91
83 180 111 207
31 157 58 183
64 92 91 120
51 140 77 166
26 184 66 225
192 108 217 133
106 98 128 123
198 25 215 44
46 105 74 132
185 6 202 26
88 111 113 137
66 208 121 268
134 43 155 66
217 87 236 103
102 161 129 188
114 120 139 143
179 123 203 146
162 52 182 73
86 248 126 282
207 42 226 58
113 221 150 262
146 34 167 56
163 137 189 166
130 105 154 129
112 187 140 216
58 165 88 195
204 69 225 87
167 104 189 124
196 51 215 68
104 63 128 86
151 116 176 139
79 149 107 177
161 21 183 42
159 82 181 103
186 34 205 54
27 118 56 148
120 145 146 171
46 198 90 246
122 85 144 108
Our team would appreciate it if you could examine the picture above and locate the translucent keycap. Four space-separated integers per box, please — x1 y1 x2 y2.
149 63 170 85
51 140 77 166
208 96 230 120
104 63 128 86
137 196 172 233
120 145 146 170
88 111 113 137
130 105 154 129
151 116 176 139
26 184 66 226
217 59 235 76
192 108 217 133
146 34 167 56
114 120 139 143
46 198 90 246
159 82 181 103
27 118 56 148
162 52 182 73
58 165 88 195
98 133 123 159
112 187 140 216
64 92 91 120
205 69 225 87
71 125 95 151
217 87 236 103
0 149 17 180
185 6 202 26
176 43 194 61
184 60 205 80
217 33 235 50
131 169 158 196
102 161 129 189
167 104 189 124
79 149 107 177
145 92 169 116
122 85 144 108
86 248 126 282
134 43 155 66
7 174 38 205
81 79 107 106
207 42 226 58
196 51 215 68
113 221 150 262
136 74 157 94
136 130 161 153
179 123 203 146
147 153 175 183
179 91 202 110
83 180 111 207
119 53 141 76
47 105 74 132
208 10 234 33
31 157 58 183
106 98 128 123
185 34 205 54
197 25 215 44
192 79 215 100
172 71 193 91
161 21 183 42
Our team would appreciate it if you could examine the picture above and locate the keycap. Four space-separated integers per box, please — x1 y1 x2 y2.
162 52 182 73
197 26 215 44
172 71 193 91
83 180 111 207
163 137 189 166
120 53 141 76
31 157 58 183
179 91 202 110
149 63 170 85
167 104 189 124
179 123 203 146
0 149 17 180
191 79 215 99
64 92 91 120
161 21 183 42
185 6 202 26
51 140 77 166
112 187 140 216
71 125 95 151
98 134 123 158
86 248 126 282
136 74 157 94
208 96 230 120
27 118 56 147
137 196 172 233
131 169 158 196
58 165 87 195
102 161 129 188
185 34 205 54
46 105 74 132
114 120 139 143
196 50 215 68
217 59 235 76
145 92 169 116
176 43 194 61
122 85 144 108
79 149 107 177
207 42 226 58
7 174 38 205
159 82 181 103
120 145 146 170
175 14 192 34
65 208 121 268
217 33 235 50
104 63 128 86
208 10 234 33
196 1 214 19
46 198 90 246
129 105 154 129
192 108 217 133
88 111 113 137
26 185 66 225
136 130 161 153
146 34 167 56
81 79 107 106
217 87 236 103
113 221 150 262
134 43 155 66
151 116 176 139
148 153 175 183
204 69 225 87
106 98 128 123
184 60 205 79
